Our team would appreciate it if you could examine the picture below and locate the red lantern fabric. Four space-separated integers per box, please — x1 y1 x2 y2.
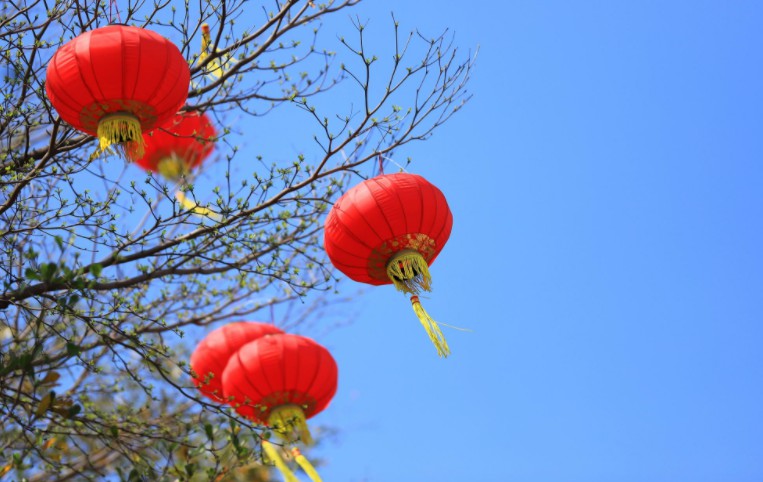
222 333 338 444
323 172 454 357
130 111 217 179
190 322 283 402
45 25 190 158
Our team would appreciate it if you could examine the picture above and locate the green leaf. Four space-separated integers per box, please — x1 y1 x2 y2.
90 263 102 278
24 267 40 280
40 263 57 282
65 342 80 357
67 404 81 418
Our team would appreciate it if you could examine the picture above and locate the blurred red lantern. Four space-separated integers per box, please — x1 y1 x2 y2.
130 111 217 179
324 172 454 357
190 321 283 403
222 333 338 445
45 25 190 158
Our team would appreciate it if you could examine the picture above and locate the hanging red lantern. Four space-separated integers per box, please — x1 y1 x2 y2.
323 172 454 357
130 111 217 179
191 327 336 481
45 25 190 158
221 333 338 445
190 322 283 403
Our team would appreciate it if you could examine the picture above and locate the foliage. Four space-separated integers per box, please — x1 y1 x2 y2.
0 0 473 479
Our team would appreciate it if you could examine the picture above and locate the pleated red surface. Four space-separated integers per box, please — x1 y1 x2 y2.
190 322 283 402
45 25 190 135
221 334 338 423
323 173 453 285
130 111 217 172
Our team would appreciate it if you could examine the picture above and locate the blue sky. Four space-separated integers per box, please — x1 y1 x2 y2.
265 2 763 481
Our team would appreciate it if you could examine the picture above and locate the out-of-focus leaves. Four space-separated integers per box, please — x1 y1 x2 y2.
35 391 55 416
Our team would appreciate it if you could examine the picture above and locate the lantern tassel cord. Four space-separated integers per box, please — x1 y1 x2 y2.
268 404 314 445
411 295 450 358
175 191 221 221
262 440 299 482
292 448 323 482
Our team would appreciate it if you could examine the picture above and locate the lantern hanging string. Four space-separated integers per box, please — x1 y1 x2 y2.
378 154 409 174
108 0 121 24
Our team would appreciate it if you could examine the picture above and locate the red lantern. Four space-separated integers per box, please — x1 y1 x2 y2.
191 327 336 481
221 333 338 445
130 111 217 179
190 322 283 403
324 172 454 357
45 25 190 158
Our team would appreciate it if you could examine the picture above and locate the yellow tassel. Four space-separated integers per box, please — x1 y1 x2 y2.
268 404 313 445
97 113 144 159
262 440 299 482
411 296 450 358
201 23 211 53
292 447 322 482
175 191 220 220
386 250 432 295
157 156 187 180
198 23 225 78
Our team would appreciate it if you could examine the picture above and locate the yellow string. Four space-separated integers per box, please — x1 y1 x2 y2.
262 440 298 482
292 447 322 482
411 296 450 358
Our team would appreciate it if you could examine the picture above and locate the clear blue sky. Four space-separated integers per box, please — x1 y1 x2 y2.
225 2 763 481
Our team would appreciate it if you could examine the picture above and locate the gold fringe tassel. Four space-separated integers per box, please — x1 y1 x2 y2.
157 156 187 180
262 440 298 482
201 23 211 53
199 23 224 78
97 113 145 159
292 447 323 482
386 250 432 295
411 295 450 358
268 404 313 445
